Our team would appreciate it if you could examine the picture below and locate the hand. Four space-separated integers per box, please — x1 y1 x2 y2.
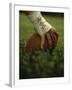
45 28 58 50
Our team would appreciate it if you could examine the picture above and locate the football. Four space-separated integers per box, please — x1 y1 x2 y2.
25 29 58 52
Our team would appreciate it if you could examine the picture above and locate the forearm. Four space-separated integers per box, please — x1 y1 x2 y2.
24 11 53 35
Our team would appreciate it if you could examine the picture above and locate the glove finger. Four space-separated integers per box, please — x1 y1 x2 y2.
46 32 53 49
50 30 58 48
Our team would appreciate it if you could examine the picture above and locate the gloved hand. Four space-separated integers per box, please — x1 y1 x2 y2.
45 28 58 49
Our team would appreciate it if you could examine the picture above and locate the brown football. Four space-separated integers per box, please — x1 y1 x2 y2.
25 29 58 52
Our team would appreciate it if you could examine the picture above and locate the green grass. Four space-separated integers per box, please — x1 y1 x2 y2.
19 12 64 79
19 13 35 41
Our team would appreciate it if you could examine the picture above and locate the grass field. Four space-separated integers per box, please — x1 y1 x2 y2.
19 12 64 79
